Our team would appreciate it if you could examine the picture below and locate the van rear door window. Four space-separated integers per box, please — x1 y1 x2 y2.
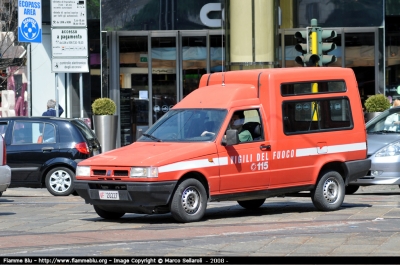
281 80 346 96
282 98 353 134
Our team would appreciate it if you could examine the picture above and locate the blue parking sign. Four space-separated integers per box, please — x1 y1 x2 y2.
18 0 42 43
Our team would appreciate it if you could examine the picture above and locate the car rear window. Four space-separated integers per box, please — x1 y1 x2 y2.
71 119 96 141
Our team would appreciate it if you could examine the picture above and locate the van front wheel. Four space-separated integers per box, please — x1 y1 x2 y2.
93 205 125 219
311 171 345 211
170 179 207 223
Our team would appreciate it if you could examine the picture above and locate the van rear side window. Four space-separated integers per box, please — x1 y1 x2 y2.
282 98 353 134
281 80 346 96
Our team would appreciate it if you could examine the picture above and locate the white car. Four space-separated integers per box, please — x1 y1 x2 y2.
0 135 11 196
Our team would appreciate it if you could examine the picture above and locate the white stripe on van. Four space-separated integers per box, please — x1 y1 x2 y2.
296 142 367 157
159 157 229 173
158 142 366 173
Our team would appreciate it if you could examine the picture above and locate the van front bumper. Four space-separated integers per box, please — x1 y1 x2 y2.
74 180 177 214
344 159 372 185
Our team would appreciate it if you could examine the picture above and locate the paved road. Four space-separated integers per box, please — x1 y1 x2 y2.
0 185 400 259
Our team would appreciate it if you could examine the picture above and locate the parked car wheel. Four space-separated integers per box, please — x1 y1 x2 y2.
345 185 360 195
237 199 265 210
311 171 345 211
0 191 2 197
45 167 75 196
170 179 207 223
93 205 125 219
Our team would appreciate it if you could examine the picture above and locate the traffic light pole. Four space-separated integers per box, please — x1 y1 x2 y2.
294 18 337 120
310 19 318 67
310 19 319 121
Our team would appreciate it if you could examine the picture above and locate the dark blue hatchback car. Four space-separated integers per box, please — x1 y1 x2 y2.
0 117 101 196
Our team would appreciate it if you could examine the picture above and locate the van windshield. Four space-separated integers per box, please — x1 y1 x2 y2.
139 109 227 142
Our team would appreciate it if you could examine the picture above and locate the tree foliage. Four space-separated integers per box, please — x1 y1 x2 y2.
364 94 391 113
0 0 27 88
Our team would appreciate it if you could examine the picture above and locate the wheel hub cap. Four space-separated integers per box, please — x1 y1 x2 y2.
181 186 200 214
323 178 339 203
50 170 71 192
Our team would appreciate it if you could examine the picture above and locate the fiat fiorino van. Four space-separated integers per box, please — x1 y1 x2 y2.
75 67 371 223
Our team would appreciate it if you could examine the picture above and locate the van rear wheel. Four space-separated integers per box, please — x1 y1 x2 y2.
311 171 345 211
170 179 207 223
345 185 360 195
237 199 265 210
93 205 125 219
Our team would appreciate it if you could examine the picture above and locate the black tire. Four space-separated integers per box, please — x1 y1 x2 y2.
345 185 360 195
45 167 75 196
170 179 207 223
237 199 265 210
0 191 2 197
311 171 345 211
94 205 125 219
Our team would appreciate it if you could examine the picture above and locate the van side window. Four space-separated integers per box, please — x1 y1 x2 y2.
281 80 346 96
282 98 352 134
228 109 264 143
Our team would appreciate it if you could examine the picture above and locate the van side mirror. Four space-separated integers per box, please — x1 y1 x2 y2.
222 129 239 146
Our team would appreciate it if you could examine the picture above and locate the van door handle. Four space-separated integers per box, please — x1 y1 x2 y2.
260 145 271 151
42 147 54 152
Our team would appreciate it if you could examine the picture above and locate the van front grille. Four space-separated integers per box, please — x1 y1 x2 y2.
93 170 106 175
92 169 129 177
114 170 128 176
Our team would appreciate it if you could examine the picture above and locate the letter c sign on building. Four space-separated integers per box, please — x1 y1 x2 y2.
200 3 224 28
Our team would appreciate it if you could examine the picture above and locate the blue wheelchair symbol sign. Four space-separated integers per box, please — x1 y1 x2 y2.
18 17 42 43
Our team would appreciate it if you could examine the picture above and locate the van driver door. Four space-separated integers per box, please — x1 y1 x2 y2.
217 108 270 193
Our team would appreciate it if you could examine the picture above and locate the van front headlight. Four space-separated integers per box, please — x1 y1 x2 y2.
76 166 91 176
130 167 158 178
375 141 400 157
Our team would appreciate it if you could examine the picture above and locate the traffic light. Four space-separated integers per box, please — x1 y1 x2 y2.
317 29 337 66
294 19 337 67
294 29 319 66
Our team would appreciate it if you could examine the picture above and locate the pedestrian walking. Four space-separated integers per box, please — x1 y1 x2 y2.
42 99 64 117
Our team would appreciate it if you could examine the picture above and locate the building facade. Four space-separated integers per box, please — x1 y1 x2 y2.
29 0 400 148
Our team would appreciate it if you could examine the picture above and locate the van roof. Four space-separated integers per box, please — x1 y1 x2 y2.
175 67 357 110
174 83 259 109
201 67 356 87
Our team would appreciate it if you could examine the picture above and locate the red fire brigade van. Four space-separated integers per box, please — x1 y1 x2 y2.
75 67 371 223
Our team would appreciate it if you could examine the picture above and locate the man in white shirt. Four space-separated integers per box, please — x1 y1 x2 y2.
385 99 400 131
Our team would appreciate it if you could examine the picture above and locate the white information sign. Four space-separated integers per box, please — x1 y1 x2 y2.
51 28 88 57
52 58 89 73
51 0 87 27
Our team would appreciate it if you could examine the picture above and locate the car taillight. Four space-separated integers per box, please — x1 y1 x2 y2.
2 137 6 165
75 142 89 155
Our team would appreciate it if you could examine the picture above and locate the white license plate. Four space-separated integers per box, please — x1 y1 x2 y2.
99 190 119 200
93 150 100 156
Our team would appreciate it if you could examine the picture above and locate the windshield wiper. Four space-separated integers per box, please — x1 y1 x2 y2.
369 130 399 134
142 133 162 142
